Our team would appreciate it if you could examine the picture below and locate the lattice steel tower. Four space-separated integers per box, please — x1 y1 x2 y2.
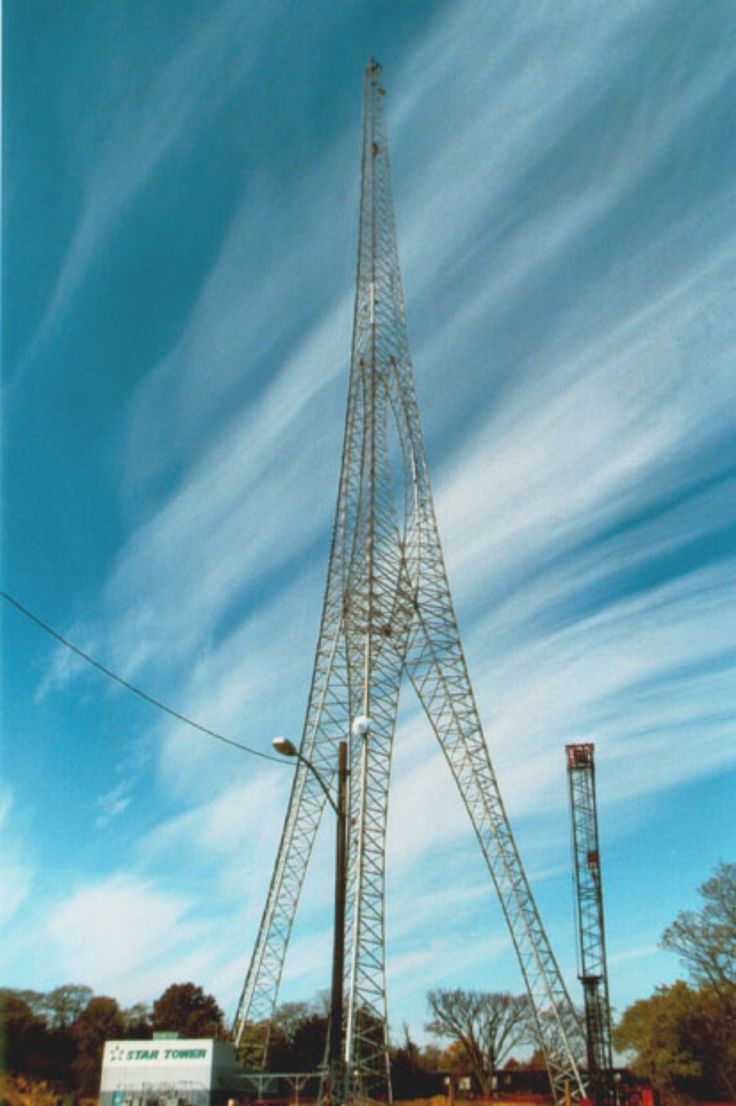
566 744 614 1106
233 59 586 1105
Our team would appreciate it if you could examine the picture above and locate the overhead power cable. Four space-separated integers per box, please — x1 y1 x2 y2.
1 589 287 765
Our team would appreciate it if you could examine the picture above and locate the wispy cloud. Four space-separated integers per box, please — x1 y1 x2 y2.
44 874 212 1004
11 0 735 1032
13 1 267 379
139 769 290 902
0 789 34 927
96 780 133 827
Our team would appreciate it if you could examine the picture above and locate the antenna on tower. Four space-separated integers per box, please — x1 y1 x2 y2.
232 61 587 1106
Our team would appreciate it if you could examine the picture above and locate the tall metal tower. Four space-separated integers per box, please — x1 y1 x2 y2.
233 59 586 1105
566 744 614 1106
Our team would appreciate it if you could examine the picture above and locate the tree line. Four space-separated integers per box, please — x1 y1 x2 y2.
0 982 539 1100
2 862 733 1103
0 982 224 1096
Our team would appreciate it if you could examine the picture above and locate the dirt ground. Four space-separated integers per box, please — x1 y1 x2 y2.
0 1082 542 1106
394 1099 539 1106
395 1098 457 1106
395 1099 544 1106
0 1076 95 1106
0 1076 60 1106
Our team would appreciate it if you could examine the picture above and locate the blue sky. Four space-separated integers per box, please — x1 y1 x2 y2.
3 0 735 1049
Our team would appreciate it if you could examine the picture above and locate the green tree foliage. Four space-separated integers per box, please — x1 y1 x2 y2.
235 1018 277 1069
238 997 442 1090
418 1043 444 1072
272 1001 312 1040
613 981 735 1101
615 861 736 1103
390 1025 440 1099
122 1001 153 1037
0 989 77 1086
0 991 48 1076
289 1013 330 1071
267 999 329 1071
426 989 534 1094
45 984 94 1028
249 1001 319 1069
152 982 224 1038
72 996 125 1095
12 989 48 1019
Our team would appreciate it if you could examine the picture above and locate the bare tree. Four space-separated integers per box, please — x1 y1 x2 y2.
426 989 534 1093
661 861 736 1021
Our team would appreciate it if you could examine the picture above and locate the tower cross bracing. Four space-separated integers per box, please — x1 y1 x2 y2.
233 59 586 1105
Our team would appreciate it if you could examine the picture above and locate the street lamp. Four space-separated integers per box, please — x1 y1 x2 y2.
272 735 349 1102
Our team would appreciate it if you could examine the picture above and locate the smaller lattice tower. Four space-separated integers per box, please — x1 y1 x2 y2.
566 744 615 1106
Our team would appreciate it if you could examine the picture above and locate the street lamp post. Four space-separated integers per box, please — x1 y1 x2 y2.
272 737 349 1102
329 741 348 1090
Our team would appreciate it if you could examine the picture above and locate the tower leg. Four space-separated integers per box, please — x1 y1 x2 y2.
232 621 350 1058
342 635 405 1104
404 611 586 1103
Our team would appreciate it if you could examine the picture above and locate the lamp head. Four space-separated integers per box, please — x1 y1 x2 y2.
351 715 372 737
272 736 299 757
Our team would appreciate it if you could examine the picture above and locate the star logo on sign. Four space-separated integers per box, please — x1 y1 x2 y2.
110 1046 127 1062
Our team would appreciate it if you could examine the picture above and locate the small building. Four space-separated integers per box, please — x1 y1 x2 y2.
99 1039 242 1106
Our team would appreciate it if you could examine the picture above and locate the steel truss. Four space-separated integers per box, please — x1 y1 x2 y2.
233 59 586 1105
566 745 615 1106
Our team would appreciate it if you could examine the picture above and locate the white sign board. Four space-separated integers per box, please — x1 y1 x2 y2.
100 1038 239 1105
